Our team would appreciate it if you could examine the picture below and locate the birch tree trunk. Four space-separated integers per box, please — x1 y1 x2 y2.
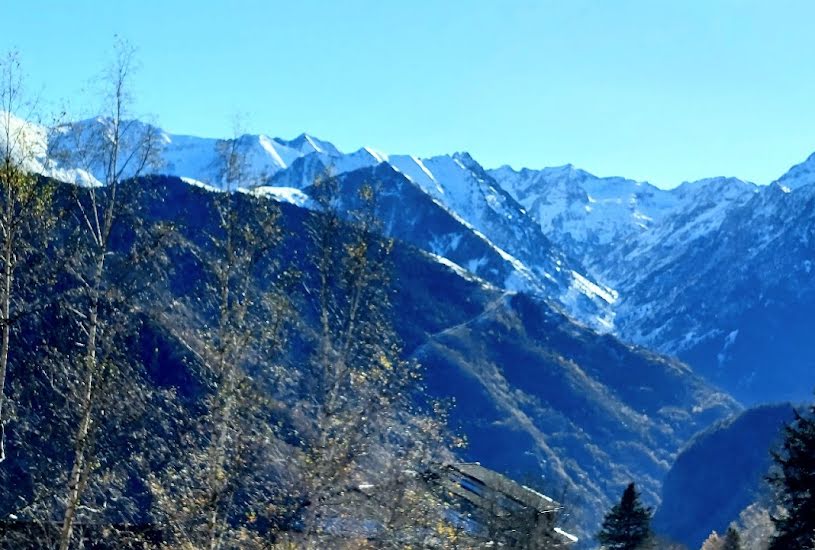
0 194 13 463
58 251 104 550
0 51 54 463
56 39 157 550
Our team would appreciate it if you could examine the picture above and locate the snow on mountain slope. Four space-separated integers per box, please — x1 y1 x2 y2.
0 111 100 186
267 146 617 330
489 164 679 270
151 121 815 402
242 186 313 208
601 176 758 286
62 118 306 187
772 151 815 190
326 162 616 332
485 149 815 404
157 132 295 187
484 159 810 403
610 180 815 403
273 133 341 157
11 111 814 380
330 164 545 294
1 115 329 189
488 165 760 282
3 113 614 330
331 147 387 173
383 152 617 330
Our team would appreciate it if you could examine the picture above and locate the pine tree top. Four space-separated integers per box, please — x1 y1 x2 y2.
597 482 653 550
768 402 815 550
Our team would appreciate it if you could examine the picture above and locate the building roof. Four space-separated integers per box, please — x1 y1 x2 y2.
446 462 562 514
442 462 578 545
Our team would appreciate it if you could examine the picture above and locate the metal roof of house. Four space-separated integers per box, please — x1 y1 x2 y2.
446 462 562 514
443 462 578 545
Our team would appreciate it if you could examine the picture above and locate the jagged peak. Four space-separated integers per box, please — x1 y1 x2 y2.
773 150 815 190
273 132 341 157
673 176 756 192
492 163 595 184
451 151 476 163
492 163 516 172
355 146 387 163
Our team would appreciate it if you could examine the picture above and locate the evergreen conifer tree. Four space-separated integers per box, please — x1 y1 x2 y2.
768 401 815 549
597 482 653 550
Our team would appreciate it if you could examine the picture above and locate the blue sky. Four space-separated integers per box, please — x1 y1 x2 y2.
4 0 815 188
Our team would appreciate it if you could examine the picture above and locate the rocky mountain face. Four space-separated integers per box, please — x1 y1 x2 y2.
141 177 741 541
490 164 815 404
93 118 812 406
488 164 681 269
2 175 737 544
24 116 813 403
407 286 737 541
5 113 813 537
613 182 815 403
25 115 617 333
773 151 815 190
652 403 794 548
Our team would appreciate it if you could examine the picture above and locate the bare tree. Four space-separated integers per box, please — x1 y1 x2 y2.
1 46 466 547
52 39 161 550
0 51 56 463
273 174 456 548
147 128 294 549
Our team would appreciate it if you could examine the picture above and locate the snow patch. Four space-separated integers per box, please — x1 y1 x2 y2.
246 186 313 208
554 527 579 543
570 270 618 305
717 329 739 368
427 252 495 289
180 176 219 192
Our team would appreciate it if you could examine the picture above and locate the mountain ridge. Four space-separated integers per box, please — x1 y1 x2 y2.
4 112 815 402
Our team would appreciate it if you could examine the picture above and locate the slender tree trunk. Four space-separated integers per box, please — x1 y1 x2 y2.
58 251 105 550
205 372 234 550
201 223 236 550
0 207 13 463
205 369 234 550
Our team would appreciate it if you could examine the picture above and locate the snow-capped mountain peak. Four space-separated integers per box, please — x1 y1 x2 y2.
272 132 340 157
773 151 815 190
8 111 815 361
